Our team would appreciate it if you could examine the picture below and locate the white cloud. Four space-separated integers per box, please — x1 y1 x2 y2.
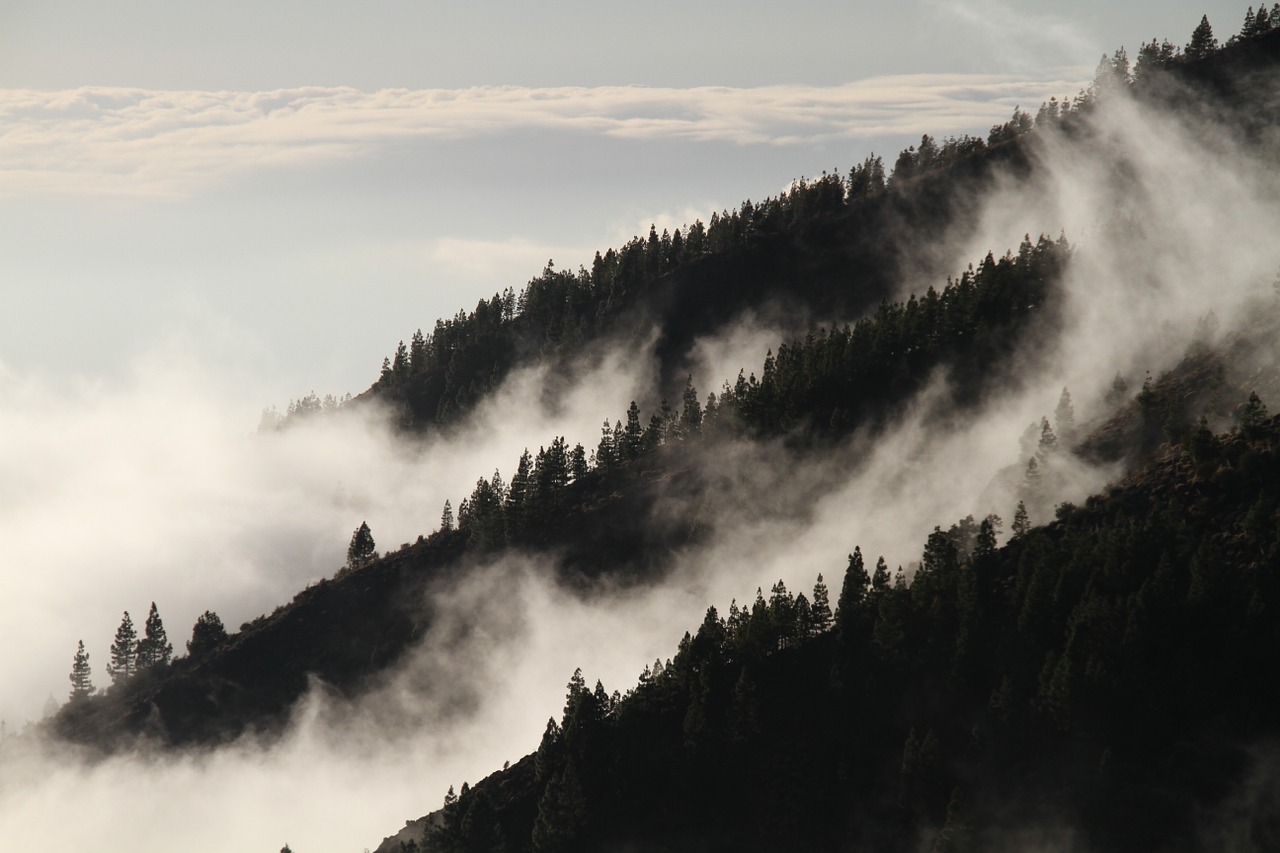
0 75 1089 198
0 329 659 729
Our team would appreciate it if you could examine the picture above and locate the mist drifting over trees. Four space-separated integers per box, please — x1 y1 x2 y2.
3 9 1280 853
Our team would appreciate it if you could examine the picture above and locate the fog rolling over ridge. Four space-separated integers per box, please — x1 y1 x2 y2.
4 44 1280 853
0 337 665 728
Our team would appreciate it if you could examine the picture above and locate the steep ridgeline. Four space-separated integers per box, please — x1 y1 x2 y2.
270 23 1280 438
49 234 1072 750
352 146 1036 434
384 413 1280 853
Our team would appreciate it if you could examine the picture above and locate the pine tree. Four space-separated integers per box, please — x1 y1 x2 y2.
507 449 533 535
1135 39 1180 80
678 376 703 437
642 411 665 452
440 500 455 531
836 548 870 637
1054 387 1075 446
596 417 616 471
1105 372 1128 407
531 759 587 852
534 718 563 783
1189 416 1219 466
975 515 1000 558
810 573 833 632
1036 418 1058 463
537 437 570 509
562 667 588 730
408 328 427 370
623 401 643 460
1012 501 1031 537
933 787 975 853
346 521 376 570
916 134 940 170
187 610 228 659
68 640 93 701
769 580 797 648
1242 7 1258 39
1022 458 1044 504
136 601 173 670
392 340 409 381
107 611 138 683
871 557 891 593
1186 15 1218 59
569 443 588 482
794 592 814 637
1241 391 1269 438
1092 50 1129 95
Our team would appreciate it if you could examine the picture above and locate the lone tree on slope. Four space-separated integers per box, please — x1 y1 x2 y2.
68 640 93 701
347 521 377 570
187 610 228 659
1187 15 1219 59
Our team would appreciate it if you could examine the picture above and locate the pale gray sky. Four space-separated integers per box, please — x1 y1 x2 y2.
0 1 1111 89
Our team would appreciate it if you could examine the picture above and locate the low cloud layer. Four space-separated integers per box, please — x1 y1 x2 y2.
0 333 660 730
0 76 1087 198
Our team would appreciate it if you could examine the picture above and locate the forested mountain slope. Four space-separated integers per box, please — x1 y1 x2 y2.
41 22 1280 853
385 410 1280 853
367 23 1280 853
345 146 1035 434
50 232 1073 749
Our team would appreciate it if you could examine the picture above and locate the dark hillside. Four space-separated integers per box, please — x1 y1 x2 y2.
49 454 701 748
386 414 1280 853
1162 25 1280 127
352 132 1036 433
53 533 467 748
616 141 1036 395
1078 296 1280 466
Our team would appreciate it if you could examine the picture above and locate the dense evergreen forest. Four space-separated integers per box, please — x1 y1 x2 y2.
37 11 1280 853
395 410 1280 853
48 226 1076 750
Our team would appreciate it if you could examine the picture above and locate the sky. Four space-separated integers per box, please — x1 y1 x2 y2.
0 3 1274 850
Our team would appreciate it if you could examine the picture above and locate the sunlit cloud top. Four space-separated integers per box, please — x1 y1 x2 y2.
0 75 1088 198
